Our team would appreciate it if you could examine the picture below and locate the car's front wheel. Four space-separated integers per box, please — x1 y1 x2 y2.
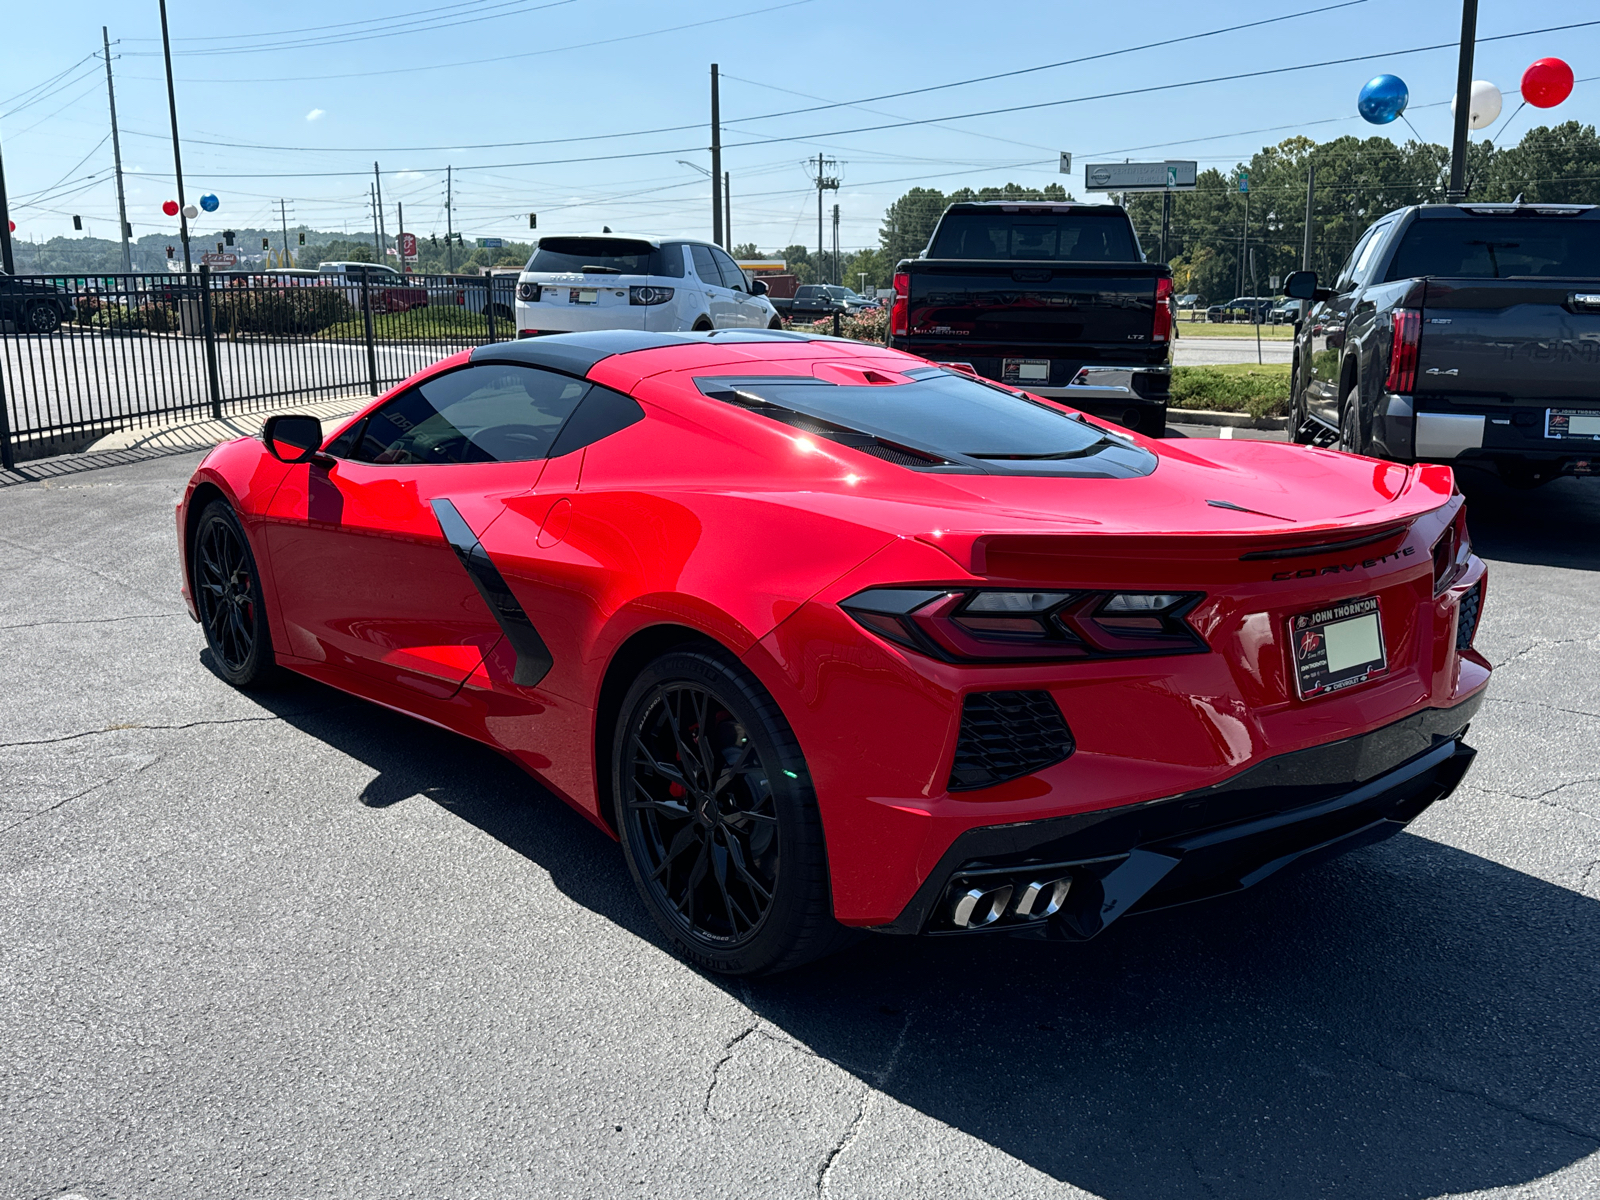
26 302 61 334
192 500 279 688
612 648 846 976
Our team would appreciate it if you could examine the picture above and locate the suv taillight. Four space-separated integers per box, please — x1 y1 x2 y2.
890 272 909 338
1385 309 1421 393
1153 276 1174 344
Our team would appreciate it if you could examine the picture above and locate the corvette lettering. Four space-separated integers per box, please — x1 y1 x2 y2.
1271 545 1415 581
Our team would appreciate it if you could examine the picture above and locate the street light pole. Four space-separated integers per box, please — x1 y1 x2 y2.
157 0 192 273
1446 0 1479 201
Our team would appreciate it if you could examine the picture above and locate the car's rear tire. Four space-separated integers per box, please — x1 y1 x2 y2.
768 317 784 330
26 302 61 334
691 317 714 332
612 648 848 976
192 500 279 689
1289 361 1315 445
1338 385 1366 455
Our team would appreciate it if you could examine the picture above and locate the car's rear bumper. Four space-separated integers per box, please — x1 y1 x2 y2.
872 694 1481 938
1376 394 1600 477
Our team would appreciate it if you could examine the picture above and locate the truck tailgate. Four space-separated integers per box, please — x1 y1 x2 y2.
1417 279 1600 403
905 262 1162 347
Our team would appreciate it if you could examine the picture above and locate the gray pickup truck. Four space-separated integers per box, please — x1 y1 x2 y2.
886 201 1174 436
1286 201 1600 488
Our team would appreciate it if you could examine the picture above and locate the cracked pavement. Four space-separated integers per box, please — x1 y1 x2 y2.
2 452 1599 1199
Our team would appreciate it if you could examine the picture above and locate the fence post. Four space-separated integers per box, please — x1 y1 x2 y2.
483 274 497 344
198 264 223 420
360 272 379 396
0 354 14 472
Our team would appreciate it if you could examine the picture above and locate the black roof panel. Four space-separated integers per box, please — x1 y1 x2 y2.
471 328 821 378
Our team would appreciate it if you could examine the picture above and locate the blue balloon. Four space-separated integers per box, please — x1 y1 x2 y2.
1358 75 1409 125
199 193 220 212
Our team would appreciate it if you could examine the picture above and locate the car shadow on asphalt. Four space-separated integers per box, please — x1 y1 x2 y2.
1459 466 1600 572
241 668 1600 1200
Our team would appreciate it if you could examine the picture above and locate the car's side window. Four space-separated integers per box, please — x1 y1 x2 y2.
711 248 747 292
344 363 591 465
689 245 724 289
1353 223 1392 283
1334 229 1377 292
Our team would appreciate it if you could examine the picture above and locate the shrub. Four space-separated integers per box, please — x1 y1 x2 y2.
1169 365 1290 419
211 287 355 335
800 305 889 343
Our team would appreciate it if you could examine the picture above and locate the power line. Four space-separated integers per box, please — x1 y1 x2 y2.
125 0 526 42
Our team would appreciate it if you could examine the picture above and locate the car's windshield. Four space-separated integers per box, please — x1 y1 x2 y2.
928 210 1139 261
524 237 684 277
1386 217 1600 279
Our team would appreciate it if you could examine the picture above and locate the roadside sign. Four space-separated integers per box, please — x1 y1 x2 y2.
399 232 417 258
477 237 503 249
1059 152 1072 175
1270 274 1281 290
1084 160 1197 192
1239 171 1250 194
201 252 238 268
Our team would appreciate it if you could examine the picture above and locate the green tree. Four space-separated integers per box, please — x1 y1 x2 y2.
1482 122 1600 203
730 242 762 259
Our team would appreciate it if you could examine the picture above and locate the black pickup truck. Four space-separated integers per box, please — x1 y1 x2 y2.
1285 202 1600 487
886 201 1173 435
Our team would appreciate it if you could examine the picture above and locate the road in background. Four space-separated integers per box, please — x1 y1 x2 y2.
2 453 1597 1198
1172 335 1293 366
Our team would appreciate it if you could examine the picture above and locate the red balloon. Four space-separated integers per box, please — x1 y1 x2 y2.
162 200 180 217
1522 58 1574 109
6 220 13 233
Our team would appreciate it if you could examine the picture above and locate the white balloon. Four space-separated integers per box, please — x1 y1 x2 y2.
1450 80 1503 130
181 204 198 219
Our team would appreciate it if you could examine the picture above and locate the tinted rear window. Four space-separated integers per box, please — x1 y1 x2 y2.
695 371 1154 478
929 211 1139 261
1386 218 1600 279
525 237 684 277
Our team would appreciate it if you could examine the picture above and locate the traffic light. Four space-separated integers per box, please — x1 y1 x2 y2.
529 213 537 229
166 245 175 259
263 238 270 250
298 231 305 245
431 234 438 246
124 221 133 238
224 230 234 246
73 215 83 231
216 242 224 254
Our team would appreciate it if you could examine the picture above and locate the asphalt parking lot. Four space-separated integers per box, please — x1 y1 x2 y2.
3 446 1598 1199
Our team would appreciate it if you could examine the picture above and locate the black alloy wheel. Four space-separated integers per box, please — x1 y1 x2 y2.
1338 386 1366 455
613 649 847 976
26 302 61 335
193 500 277 688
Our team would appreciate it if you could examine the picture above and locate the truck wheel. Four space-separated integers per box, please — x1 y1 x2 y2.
26 302 61 334
1289 362 1314 445
1338 386 1366 455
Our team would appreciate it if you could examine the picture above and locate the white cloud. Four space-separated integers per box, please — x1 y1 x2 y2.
305 108 325 122
395 170 424 182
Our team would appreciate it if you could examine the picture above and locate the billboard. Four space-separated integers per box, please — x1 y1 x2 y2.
1082 161 1198 192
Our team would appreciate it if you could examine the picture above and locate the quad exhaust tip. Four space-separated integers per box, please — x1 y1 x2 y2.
946 875 1072 929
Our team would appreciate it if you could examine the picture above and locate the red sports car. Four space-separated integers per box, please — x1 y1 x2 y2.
176 330 1490 975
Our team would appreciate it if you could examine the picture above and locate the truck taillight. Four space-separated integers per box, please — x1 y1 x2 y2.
1385 309 1421 393
1153 276 1174 344
890 271 909 338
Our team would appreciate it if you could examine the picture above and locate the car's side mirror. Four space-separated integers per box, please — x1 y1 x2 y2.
263 413 329 465
1283 270 1317 300
750 278 769 296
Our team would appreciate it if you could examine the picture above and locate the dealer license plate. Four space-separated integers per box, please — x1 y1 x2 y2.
1546 409 1600 441
569 288 599 305
1002 358 1051 384
1289 595 1388 700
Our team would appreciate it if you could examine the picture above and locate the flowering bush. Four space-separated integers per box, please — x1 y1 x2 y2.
796 305 888 344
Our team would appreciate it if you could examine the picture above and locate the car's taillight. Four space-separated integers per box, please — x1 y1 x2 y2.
1153 276 1174 344
890 272 909 338
629 285 674 306
1432 505 1471 594
839 587 1205 662
1385 308 1421 392
517 282 540 302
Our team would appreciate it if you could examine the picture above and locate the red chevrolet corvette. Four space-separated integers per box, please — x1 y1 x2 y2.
177 329 1489 975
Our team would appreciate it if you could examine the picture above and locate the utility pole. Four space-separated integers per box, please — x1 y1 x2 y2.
832 203 840 287
1446 0 1479 200
1239 185 1250 299
397 200 405 272
446 166 456 272
0 135 14 274
710 64 722 247
278 199 291 266
102 27 132 273
1302 162 1317 270
370 184 381 262
373 162 387 267
813 153 839 286
1159 189 1171 264
158 0 192 273
724 171 731 252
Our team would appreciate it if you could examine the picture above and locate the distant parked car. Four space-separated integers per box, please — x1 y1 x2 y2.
1206 296 1275 323
426 270 518 322
788 284 848 319
514 234 779 335
1270 297 1305 324
1175 292 1205 310
317 261 428 313
0 269 76 334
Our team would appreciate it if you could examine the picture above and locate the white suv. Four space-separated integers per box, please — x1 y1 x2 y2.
514 234 780 336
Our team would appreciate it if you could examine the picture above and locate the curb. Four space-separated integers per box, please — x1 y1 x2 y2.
1168 409 1287 431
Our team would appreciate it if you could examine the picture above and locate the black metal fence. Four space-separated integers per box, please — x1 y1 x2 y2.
0 267 519 468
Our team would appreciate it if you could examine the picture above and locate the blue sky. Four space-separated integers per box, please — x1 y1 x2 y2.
3 0 1597 256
